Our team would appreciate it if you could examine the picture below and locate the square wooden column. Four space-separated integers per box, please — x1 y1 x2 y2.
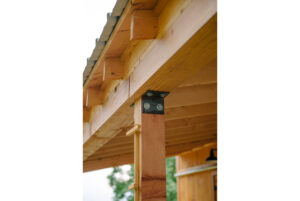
134 91 168 201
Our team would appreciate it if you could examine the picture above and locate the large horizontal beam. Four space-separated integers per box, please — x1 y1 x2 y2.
83 0 217 160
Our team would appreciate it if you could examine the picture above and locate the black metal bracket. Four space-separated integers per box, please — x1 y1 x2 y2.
141 90 169 114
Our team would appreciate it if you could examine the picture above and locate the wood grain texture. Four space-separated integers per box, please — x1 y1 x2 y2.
86 88 104 108
130 10 158 40
176 143 217 201
103 57 124 81
140 113 166 201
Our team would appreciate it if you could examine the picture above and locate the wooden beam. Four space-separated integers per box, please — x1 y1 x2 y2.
86 88 104 108
131 0 158 9
103 57 124 81
130 10 158 40
165 114 217 129
83 107 90 122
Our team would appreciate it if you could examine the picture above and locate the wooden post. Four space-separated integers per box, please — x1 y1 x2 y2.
133 91 168 201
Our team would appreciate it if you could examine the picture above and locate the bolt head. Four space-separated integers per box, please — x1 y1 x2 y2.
143 102 151 110
156 103 163 111
160 93 166 98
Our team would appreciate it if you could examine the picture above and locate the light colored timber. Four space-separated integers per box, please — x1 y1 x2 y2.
140 113 166 201
85 87 104 108
133 99 141 201
165 102 217 121
179 58 217 87
130 10 158 40
83 0 217 160
165 114 217 129
131 0 158 9
83 107 90 122
103 57 124 81
126 124 141 136
165 83 217 108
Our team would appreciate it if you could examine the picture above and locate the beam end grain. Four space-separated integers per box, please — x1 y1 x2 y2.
130 10 158 40
86 88 104 108
103 57 124 81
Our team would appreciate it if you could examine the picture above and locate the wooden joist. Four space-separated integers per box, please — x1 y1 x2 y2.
85 88 104 108
165 83 217 108
165 102 217 121
179 59 217 87
130 10 158 40
103 57 124 81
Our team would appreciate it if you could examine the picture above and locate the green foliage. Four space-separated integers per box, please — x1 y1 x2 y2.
166 157 177 201
107 157 177 201
107 166 134 201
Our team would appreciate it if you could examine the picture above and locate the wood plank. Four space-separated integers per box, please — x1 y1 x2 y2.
165 83 217 108
165 102 217 121
165 114 217 129
179 59 217 87
130 10 158 40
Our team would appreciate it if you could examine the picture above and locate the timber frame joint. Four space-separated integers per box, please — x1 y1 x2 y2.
126 124 141 136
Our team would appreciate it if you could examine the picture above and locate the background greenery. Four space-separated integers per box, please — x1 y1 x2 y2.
107 157 177 201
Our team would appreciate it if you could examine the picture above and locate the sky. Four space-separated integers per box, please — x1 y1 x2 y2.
83 165 131 201
83 168 113 201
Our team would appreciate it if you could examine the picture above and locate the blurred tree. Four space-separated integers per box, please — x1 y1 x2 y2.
107 166 134 201
107 157 177 201
166 157 177 201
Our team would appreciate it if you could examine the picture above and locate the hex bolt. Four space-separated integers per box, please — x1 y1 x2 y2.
156 103 163 111
143 102 151 110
